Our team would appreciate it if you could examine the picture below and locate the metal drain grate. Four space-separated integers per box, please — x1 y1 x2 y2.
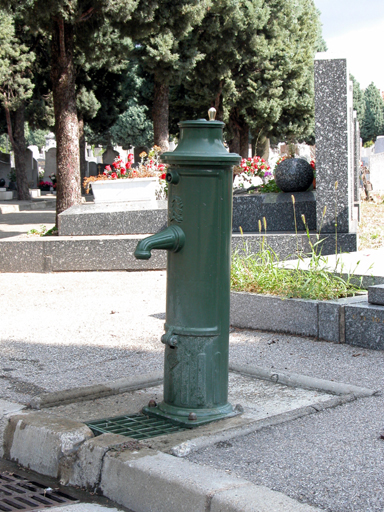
0 472 79 511
87 413 186 439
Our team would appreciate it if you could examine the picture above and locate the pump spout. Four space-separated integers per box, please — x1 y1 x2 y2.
134 225 185 260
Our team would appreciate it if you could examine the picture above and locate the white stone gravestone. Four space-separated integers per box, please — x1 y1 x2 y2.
45 147 57 180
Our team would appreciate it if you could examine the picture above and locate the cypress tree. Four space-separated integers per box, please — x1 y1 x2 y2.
361 82 384 143
350 74 365 129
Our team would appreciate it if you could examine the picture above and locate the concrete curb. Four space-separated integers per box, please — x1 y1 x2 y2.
229 363 378 398
231 290 384 350
0 399 325 511
0 399 26 458
98 448 323 512
168 394 363 459
3 360 377 511
230 290 370 343
30 371 163 409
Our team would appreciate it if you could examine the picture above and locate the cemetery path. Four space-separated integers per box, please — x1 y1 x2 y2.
2 270 384 511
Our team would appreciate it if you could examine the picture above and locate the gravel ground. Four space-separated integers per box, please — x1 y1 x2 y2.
2 270 384 511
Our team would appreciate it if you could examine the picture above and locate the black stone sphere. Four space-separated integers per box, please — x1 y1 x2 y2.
0 178 5 187
274 158 314 193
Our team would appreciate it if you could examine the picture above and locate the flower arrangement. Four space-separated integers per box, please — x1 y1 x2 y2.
38 180 53 191
83 146 168 194
233 156 272 189
310 159 316 174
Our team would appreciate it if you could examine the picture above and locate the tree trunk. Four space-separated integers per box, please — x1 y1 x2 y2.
227 109 240 155
228 109 248 157
153 78 169 152
255 134 270 160
6 104 31 200
239 123 249 159
213 83 224 121
79 116 86 194
51 18 81 225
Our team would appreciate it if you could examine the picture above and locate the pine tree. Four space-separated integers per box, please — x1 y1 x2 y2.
0 9 35 199
361 83 384 143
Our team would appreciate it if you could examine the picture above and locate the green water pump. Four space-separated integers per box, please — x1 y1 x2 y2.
134 110 241 427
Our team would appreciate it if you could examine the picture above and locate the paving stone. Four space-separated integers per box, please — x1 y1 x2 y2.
345 302 384 350
368 284 384 305
318 295 367 343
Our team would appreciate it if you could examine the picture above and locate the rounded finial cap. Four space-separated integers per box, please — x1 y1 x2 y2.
208 107 217 121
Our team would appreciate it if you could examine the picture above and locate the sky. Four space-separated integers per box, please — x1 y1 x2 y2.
315 0 384 90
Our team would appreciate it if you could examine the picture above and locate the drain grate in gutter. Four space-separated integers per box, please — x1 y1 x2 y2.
87 413 186 439
0 472 79 511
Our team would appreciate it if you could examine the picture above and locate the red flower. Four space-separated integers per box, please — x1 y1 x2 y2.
105 165 112 172
128 153 134 162
125 162 131 170
121 169 126 175
112 161 119 169
160 173 166 180
111 172 118 179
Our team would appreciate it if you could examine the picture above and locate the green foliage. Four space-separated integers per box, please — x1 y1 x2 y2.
258 179 281 193
132 0 209 86
171 0 320 147
85 61 153 146
363 140 374 148
0 9 35 112
315 8 327 52
350 74 365 128
110 98 153 148
361 83 384 143
24 123 49 150
0 132 8 152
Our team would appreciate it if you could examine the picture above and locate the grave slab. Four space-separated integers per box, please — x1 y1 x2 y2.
232 191 316 232
58 201 168 236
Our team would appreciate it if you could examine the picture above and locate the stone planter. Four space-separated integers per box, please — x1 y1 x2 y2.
91 177 158 204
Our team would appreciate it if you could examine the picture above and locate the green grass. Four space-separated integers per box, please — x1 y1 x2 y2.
231 200 363 301
231 245 362 300
27 225 58 236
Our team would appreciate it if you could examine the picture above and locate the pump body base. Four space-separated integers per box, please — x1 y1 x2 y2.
142 401 237 428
